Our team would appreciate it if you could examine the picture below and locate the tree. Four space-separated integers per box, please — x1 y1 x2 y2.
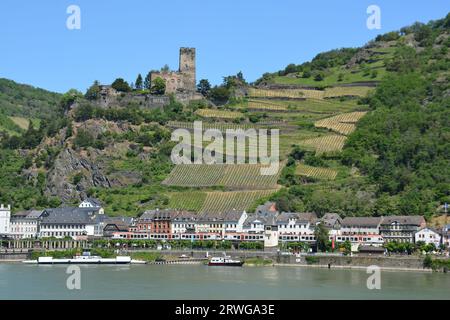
85 81 101 100
236 71 246 83
61 89 83 109
161 64 170 72
111 78 131 92
289 145 306 160
302 70 312 78
135 74 143 90
144 72 152 90
314 222 329 252
340 240 352 255
151 77 166 95
314 73 324 81
197 79 211 96
209 86 230 104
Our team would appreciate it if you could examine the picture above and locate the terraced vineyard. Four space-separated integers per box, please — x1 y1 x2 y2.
196 108 243 119
167 121 283 131
167 189 279 214
315 111 367 135
315 121 356 135
200 189 278 213
163 163 284 189
299 135 347 154
162 164 226 187
167 191 206 211
163 81 372 213
247 100 288 111
295 163 337 180
324 86 374 98
248 88 324 99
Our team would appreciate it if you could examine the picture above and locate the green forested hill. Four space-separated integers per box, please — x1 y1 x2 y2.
0 78 61 118
258 14 450 218
0 14 448 219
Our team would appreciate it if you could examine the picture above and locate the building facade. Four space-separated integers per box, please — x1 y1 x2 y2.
379 216 426 243
341 217 383 235
8 210 42 239
414 227 441 247
276 212 317 236
39 207 101 239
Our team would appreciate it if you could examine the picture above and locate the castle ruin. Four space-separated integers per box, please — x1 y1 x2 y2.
151 47 196 94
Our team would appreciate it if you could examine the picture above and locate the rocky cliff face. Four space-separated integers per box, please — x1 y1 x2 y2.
42 118 144 203
45 148 111 202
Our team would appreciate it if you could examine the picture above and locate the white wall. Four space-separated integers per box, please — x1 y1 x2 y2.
415 228 441 247
0 204 11 235
278 219 313 235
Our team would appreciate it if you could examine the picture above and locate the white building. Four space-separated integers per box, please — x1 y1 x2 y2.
0 204 11 235
276 212 317 236
336 234 385 252
415 227 441 247
171 212 196 234
341 217 382 235
8 210 43 239
195 210 247 235
79 198 104 215
243 217 266 234
39 207 100 239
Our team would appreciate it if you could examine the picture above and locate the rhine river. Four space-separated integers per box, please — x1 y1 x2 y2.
1 263 449 299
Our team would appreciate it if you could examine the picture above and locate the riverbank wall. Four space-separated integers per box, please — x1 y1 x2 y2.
277 254 427 270
149 250 428 271
0 252 29 261
0 248 432 272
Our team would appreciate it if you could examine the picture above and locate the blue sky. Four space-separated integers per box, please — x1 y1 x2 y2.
0 0 448 93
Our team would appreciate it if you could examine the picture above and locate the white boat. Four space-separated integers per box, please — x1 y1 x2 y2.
208 256 244 267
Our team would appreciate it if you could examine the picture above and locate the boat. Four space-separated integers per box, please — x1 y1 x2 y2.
22 251 145 265
208 255 244 267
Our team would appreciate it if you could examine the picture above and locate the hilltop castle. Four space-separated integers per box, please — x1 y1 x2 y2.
151 47 197 94
95 47 200 109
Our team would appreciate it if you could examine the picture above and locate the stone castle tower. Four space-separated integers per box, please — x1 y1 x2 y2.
179 47 196 92
150 47 196 94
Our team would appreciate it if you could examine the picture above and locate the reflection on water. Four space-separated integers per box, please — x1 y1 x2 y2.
0 263 449 300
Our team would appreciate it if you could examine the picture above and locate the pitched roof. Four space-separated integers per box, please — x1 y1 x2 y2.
41 207 99 224
417 227 441 235
82 198 102 207
342 217 383 228
255 202 278 216
321 213 342 228
244 215 267 226
380 216 425 226
199 209 245 222
276 212 317 224
11 210 44 219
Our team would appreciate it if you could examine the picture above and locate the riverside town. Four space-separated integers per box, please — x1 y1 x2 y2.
1 200 450 271
0 1 449 303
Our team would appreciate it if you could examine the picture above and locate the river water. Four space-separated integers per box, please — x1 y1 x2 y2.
1 263 449 299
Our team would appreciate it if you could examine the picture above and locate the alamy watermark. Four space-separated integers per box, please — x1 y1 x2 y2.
170 121 279 175
66 265 81 290
366 265 381 290
66 5 81 30
366 5 381 30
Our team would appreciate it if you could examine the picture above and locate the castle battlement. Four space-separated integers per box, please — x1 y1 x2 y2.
151 47 196 94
